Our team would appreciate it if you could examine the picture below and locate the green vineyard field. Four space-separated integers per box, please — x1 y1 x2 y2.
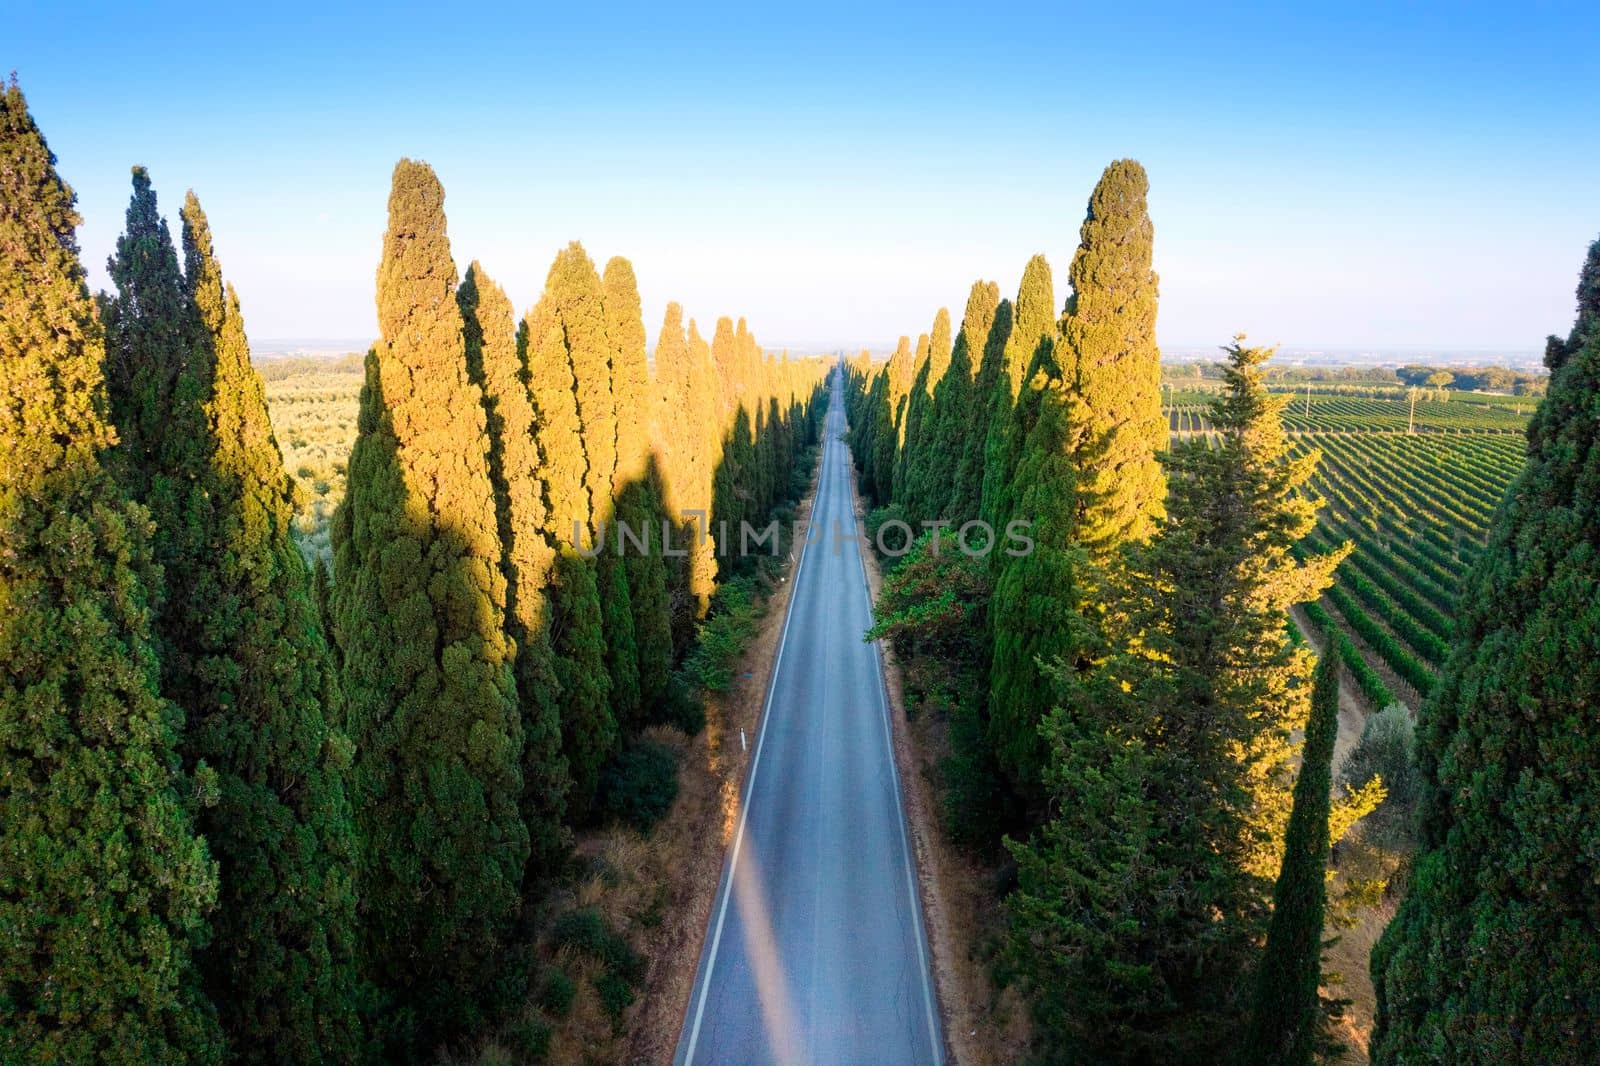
1169 403 1530 711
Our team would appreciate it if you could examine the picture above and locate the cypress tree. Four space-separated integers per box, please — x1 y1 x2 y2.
870 336 913 506
1005 338 1349 1060
0 79 222 1064
329 159 528 1046
952 294 1013 525
986 354 1083 800
935 282 1000 522
1371 239 1600 1064
603 257 674 714
458 261 569 874
902 309 953 524
981 254 1055 535
1244 650 1340 1066
524 244 614 818
651 305 719 638
893 332 930 503
173 192 366 1062
1062 159 1166 553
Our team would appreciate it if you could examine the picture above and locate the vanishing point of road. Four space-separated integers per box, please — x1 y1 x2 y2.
675 374 944 1065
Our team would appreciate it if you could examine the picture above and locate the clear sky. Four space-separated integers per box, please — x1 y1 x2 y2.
11 1 1600 353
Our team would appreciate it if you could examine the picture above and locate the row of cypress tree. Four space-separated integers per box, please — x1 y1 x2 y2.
1 81 825 1064
846 160 1379 1061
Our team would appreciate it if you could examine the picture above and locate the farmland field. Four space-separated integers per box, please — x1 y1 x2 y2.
262 366 363 563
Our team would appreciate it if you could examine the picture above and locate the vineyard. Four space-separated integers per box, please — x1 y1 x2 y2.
1290 430 1527 710
1168 388 1534 434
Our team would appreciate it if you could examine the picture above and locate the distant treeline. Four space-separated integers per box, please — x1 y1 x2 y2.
255 350 366 379
1169 359 1548 394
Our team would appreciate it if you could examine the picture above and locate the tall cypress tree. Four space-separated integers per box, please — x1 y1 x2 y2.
952 294 1013 525
1062 159 1166 553
893 332 931 503
1244 649 1340 1066
172 192 366 1062
931 281 999 523
870 336 913 506
651 306 719 640
603 257 674 715
524 244 614 818
902 309 953 525
548 244 640 734
1371 239 1600 1064
1005 338 1348 1060
458 261 569 875
981 254 1055 536
0 79 222 1064
330 159 529 1047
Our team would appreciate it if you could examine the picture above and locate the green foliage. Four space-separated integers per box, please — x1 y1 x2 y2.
1243 652 1340 1066
1005 338 1345 1061
679 577 762 692
525 244 617 823
1060 159 1166 555
596 737 681 831
536 970 577 1017
0 79 223 1064
981 255 1055 538
930 281 999 522
1338 702 1420 855
459 262 570 875
163 187 367 1061
329 160 529 1050
549 909 645 985
1372 241 1600 1064
900 309 953 525
509 1016 552 1059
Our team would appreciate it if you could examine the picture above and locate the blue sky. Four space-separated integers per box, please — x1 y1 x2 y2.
11 1 1600 352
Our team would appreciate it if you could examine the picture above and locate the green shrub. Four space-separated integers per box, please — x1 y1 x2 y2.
594 971 635 1024
549 908 644 984
1339 702 1420 854
509 1017 551 1059
536 969 576 1017
657 673 706 735
680 577 761 692
596 738 681 831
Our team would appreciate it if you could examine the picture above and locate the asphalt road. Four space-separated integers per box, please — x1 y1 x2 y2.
675 375 944 1065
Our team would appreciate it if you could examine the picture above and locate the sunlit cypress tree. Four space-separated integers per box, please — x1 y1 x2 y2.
330 159 528 1046
651 305 719 636
0 79 222 1064
1372 239 1600 1065
981 254 1054 535
1006 338 1351 1061
940 281 1002 522
1062 159 1166 553
170 192 366 1062
553 242 640 732
1244 650 1340 1066
604 257 674 714
893 332 931 502
871 336 913 505
459 261 569 874
524 244 615 818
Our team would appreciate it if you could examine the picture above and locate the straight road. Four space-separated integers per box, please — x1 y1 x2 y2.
675 375 943 1065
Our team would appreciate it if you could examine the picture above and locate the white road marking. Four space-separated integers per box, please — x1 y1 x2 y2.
681 394 834 1065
